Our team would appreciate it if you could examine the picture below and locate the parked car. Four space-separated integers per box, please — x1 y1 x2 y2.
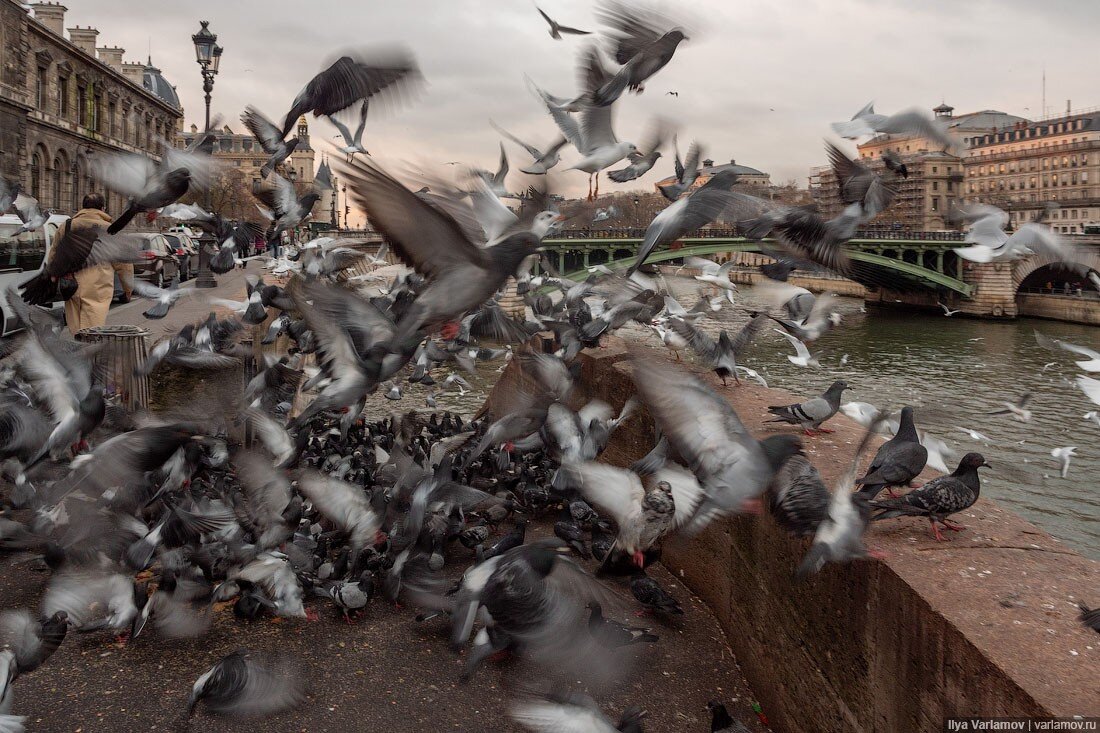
0 213 67 336
163 228 200 280
132 233 180 288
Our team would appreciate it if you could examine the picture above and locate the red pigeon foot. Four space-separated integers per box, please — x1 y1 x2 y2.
632 551 645 568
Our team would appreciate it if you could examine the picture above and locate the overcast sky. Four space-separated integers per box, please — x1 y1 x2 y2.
64 0 1100 201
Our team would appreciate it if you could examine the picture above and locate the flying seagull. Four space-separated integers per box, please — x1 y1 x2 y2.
490 120 567 175
536 6 592 39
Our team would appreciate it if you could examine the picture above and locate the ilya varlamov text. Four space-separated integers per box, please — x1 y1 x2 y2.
945 720 1099 732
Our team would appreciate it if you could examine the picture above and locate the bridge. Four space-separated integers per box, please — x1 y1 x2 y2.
541 228 974 296
538 228 1100 318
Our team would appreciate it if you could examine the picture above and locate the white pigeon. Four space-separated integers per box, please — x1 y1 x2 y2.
1084 411 1100 428
773 328 819 367
1050 446 1076 478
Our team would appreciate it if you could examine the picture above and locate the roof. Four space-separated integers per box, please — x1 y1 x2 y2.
700 159 767 177
143 61 181 110
946 110 1027 132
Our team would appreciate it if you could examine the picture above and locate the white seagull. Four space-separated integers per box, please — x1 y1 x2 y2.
773 328 819 368
1050 446 1076 478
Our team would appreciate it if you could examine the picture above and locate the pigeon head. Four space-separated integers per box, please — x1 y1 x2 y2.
827 380 849 394
666 29 688 44
759 433 804 470
618 707 648 733
956 452 990 472
706 701 734 732
165 168 192 186
300 192 321 211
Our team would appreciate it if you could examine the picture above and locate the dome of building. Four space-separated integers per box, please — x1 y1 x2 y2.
143 59 181 109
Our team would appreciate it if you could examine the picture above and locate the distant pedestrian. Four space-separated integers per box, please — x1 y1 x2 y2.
54 193 115 335
1064 282 1071 295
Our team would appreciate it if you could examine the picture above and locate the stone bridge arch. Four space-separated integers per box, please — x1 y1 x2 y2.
1012 249 1100 291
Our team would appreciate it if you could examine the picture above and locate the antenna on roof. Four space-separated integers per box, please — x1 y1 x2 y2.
1041 64 1046 119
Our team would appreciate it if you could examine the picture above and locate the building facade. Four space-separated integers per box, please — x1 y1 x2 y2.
0 1 183 218
963 109 1100 234
811 102 1100 234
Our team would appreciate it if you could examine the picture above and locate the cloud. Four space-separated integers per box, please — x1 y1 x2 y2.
64 0 1097 201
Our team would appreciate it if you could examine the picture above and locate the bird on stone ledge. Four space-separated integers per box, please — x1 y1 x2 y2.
870 452 990 541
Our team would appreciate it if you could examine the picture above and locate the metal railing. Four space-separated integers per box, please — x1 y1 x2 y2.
545 228 967 242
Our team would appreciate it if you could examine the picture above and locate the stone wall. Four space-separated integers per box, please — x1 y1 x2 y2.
1017 293 1100 325
484 339 1100 731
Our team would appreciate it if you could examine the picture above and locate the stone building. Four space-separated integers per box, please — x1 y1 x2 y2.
653 157 771 194
809 102 1100 234
0 1 183 217
962 108 1100 234
176 116 315 192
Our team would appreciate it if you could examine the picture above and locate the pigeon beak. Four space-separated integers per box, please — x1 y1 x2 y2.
554 214 567 222
981 461 992 469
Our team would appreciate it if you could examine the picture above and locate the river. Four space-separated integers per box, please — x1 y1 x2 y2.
629 276 1100 560
355 275 1100 561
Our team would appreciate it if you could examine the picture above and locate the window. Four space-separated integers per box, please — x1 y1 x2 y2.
57 75 68 116
220 138 232 152
932 181 939 191
947 181 954 192
36 67 47 109
931 196 940 212
242 139 252 151
50 160 62 209
30 152 43 200
121 109 129 142
932 166 938 173
93 94 102 132
77 83 88 126
108 102 116 136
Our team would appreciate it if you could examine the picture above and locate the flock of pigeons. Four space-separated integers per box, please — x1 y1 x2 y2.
1 1 1099 731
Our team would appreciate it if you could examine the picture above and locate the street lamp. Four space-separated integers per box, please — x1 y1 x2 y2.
192 20 222 288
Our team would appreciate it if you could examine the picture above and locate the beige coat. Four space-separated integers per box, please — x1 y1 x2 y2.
55 208 115 335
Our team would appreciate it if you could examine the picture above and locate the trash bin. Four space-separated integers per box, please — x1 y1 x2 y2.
75 325 150 411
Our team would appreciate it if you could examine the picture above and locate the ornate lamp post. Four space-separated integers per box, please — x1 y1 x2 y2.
191 21 222 288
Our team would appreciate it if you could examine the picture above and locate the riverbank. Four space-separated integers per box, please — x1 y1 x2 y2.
483 337 1100 731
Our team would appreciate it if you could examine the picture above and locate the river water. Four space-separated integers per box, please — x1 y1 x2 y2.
354 275 1099 560
629 276 1100 560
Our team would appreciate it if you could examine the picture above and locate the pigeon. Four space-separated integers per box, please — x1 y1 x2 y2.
10 193 49 234
830 101 954 149
767 380 848 434
628 170 746 275
592 205 620 223
253 172 320 244
1050 446 1076 478
854 406 928 500
708 701 752 732
607 118 671 183
343 156 543 349
796 420 882 577
1084 411 1100 429
536 6 592 39
658 136 702 201
629 571 682 615
882 149 908 178
681 256 737 298
476 519 527 563
490 120 567 175
669 312 768 386
988 393 1031 422
587 602 658 647
631 357 804 532
1080 604 1100 633
0 609 69 674
132 277 189 319
952 204 1071 265
187 651 304 718
872 453 990 541
94 149 205 234
279 50 420 139
240 105 299 178
511 693 646 733
19 230 148 307
315 581 369 621
591 1 689 105
766 452 829 538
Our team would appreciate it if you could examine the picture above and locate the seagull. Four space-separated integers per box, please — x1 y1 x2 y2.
1083 411 1100 428
607 118 671 183
11 193 49 234
1050 446 1076 478
529 57 636 200
952 203 1071 265
938 302 960 317
241 106 298 178
592 205 619 223
681 256 737 300
988 393 1031 422
490 120 566 175
831 101 954 150
535 6 591 39
1034 331 1100 372
955 427 993 445
773 328 819 368
328 99 370 162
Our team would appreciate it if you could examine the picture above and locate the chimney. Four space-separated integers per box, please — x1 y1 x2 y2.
121 61 144 85
190 123 198 133
30 2 67 36
1067 99 1072 115
67 26 99 56
97 46 124 71
702 158 714 168
730 159 736 166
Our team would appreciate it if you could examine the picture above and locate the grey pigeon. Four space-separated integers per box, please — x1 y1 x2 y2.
241 106 298 178
607 118 671 183
187 650 304 718
872 452 990 541
766 453 829 537
658 136 701 201
854 406 928 500
767 380 848 434
591 1 689 106
668 311 768 386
